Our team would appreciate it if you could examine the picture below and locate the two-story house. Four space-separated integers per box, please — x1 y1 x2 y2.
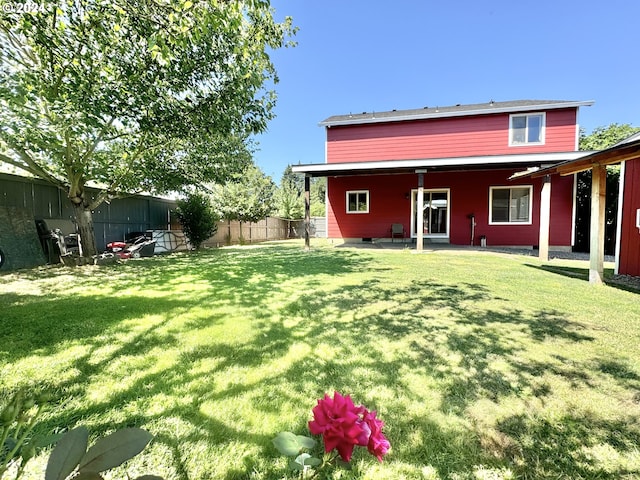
293 99 593 250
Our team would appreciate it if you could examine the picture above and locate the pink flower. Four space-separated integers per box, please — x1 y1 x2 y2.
308 391 365 461
362 409 390 461
308 392 391 463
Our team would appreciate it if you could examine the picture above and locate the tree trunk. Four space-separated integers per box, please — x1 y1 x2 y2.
72 202 98 257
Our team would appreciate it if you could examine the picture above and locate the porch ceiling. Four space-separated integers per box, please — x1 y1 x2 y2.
292 152 590 178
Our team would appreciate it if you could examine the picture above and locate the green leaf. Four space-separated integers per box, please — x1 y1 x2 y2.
132 476 165 480
272 432 316 456
295 453 321 467
288 459 304 471
78 428 152 473
45 426 89 480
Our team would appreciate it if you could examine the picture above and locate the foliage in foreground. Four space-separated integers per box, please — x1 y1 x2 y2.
1 392 158 480
0 243 639 479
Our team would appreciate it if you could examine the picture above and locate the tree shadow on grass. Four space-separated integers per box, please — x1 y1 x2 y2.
273 278 637 479
497 411 640 479
3 246 638 479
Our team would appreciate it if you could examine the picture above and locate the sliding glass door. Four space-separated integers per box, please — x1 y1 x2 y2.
411 189 450 238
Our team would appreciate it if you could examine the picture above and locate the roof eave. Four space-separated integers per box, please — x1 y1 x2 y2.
320 101 595 128
292 152 590 177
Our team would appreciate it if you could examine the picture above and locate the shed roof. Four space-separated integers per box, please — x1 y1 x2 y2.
320 99 594 127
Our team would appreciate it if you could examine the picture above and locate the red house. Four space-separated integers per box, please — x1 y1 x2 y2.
294 99 593 250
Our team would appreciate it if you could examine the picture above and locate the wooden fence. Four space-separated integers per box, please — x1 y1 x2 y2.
203 217 300 247
201 217 325 247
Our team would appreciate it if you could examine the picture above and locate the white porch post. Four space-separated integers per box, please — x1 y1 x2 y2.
538 175 551 261
304 175 311 251
589 165 606 284
416 172 424 252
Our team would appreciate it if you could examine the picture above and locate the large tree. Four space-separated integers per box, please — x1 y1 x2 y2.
0 0 294 256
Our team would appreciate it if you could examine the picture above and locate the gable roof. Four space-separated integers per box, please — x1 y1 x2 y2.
320 99 594 127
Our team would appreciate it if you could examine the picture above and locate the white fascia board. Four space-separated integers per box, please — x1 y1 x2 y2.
291 152 590 175
320 101 595 127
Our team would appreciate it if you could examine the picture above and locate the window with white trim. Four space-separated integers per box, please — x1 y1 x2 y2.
346 190 369 213
489 186 532 224
509 113 545 145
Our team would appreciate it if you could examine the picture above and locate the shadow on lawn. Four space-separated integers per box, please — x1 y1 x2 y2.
274 278 638 479
3 245 639 479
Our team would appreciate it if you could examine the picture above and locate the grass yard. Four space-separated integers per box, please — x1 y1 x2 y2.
1 241 639 479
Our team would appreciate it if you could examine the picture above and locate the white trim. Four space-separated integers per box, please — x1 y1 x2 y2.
489 185 533 225
571 173 577 247
509 112 546 146
575 108 581 151
292 152 590 176
410 188 450 238
346 190 369 214
320 101 595 127
614 161 625 274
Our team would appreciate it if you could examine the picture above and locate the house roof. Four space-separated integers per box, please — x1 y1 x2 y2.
320 99 594 127
292 151 590 178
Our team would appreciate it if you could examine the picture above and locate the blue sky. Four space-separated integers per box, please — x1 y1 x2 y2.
253 0 640 181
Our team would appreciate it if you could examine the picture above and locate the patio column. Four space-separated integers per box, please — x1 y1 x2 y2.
538 175 551 261
304 175 310 251
416 172 425 252
589 165 606 284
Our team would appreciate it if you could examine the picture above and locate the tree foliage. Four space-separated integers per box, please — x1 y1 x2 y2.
212 164 276 224
276 165 303 219
176 192 218 250
579 123 640 151
275 165 326 219
0 0 295 256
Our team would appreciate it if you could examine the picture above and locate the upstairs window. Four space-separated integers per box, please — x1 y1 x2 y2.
510 113 545 145
346 190 369 213
489 186 532 224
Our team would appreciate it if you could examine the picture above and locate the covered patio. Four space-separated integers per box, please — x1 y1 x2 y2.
530 135 640 284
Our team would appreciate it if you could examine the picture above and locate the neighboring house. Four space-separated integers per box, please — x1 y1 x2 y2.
293 99 593 249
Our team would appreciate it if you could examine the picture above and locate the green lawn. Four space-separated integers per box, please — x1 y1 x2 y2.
1 241 639 479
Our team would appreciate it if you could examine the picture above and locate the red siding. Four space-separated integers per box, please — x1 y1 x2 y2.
327 109 578 163
327 171 574 247
619 160 640 276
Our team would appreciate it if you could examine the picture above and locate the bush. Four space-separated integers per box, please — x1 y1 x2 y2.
176 193 219 250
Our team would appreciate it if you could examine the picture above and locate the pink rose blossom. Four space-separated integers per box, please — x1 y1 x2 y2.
362 409 390 461
308 391 364 461
308 391 390 462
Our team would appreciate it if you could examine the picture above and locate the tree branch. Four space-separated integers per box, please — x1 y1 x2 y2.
79 116 116 163
0 151 65 189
